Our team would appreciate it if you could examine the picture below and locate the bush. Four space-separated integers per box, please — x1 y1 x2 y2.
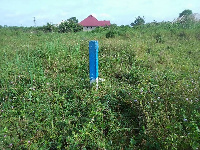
58 19 82 33
39 23 57 32
106 30 116 38
91 26 108 33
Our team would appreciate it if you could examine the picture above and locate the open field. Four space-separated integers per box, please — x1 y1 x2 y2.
0 23 200 149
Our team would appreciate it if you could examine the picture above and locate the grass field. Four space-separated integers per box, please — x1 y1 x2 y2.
0 23 200 149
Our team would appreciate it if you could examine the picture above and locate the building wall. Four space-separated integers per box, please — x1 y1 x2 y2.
83 26 96 31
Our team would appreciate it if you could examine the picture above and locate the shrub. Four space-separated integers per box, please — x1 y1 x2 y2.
40 23 57 32
106 30 117 38
58 18 82 33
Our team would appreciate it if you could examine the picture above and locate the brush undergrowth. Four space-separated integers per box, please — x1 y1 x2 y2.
0 22 199 149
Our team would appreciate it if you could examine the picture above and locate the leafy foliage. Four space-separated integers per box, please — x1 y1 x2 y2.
35 17 83 33
106 30 116 38
131 16 145 27
179 9 193 17
42 23 57 32
0 21 200 149
58 17 83 33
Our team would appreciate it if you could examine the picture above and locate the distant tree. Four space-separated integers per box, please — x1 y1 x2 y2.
110 24 118 27
179 9 193 18
67 17 78 24
131 16 145 27
58 17 82 33
178 9 195 25
43 23 56 32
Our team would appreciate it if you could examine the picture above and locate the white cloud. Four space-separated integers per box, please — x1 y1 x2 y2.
99 13 110 18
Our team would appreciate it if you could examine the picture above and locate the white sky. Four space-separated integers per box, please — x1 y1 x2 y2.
0 0 200 26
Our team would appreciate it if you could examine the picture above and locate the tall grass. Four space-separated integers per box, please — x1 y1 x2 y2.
0 23 199 149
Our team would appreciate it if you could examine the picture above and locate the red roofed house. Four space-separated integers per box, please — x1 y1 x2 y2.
79 15 111 31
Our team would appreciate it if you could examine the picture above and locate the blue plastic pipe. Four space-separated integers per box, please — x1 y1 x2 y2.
89 41 98 84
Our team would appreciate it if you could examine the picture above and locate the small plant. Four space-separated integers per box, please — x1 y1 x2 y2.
154 33 164 43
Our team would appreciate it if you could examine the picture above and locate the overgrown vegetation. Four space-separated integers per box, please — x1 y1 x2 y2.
36 17 83 33
0 20 200 149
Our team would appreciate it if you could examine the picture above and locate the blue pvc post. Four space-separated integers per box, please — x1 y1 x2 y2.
89 41 98 85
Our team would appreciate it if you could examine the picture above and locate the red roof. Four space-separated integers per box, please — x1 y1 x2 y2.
79 15 111 27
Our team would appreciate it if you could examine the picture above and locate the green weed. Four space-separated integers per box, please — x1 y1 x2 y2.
0 23 199 149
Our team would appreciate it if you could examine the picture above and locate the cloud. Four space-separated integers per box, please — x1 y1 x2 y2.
99 13 110 18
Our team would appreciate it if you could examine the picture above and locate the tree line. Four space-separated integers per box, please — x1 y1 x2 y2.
0 9 197 33
131 9 195 26
40 9 197 33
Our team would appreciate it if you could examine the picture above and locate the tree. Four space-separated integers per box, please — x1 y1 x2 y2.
178 9 195 25
179 9 193 18
67 17 78 24
43 23 56 32
130 16 145 27
58 17 82 33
